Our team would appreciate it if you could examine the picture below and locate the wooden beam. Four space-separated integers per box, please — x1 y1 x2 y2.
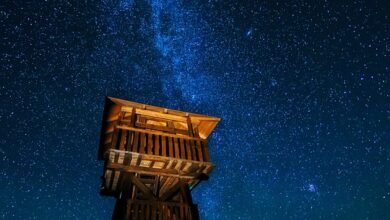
132 132 139 152
130 107 136 127
106 162 202 179
121 106 133 112
195 140 203 162
155 134 160 156
116 125 202 141
202 140 210 162
135 108 188 122
161 136 167 157
159 181 183 201
180 183 193 204
147 133 153 154
174 138 180 159
140 132 146 154
107 150 215 170
180 138 186 159
126 131 133 152
186 117 194 137
130 174 156 200
168 137 174 157
119 129 127 151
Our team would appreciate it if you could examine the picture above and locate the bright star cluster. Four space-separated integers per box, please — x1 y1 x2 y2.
0 0 389 219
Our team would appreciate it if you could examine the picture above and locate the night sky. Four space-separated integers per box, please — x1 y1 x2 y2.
1 0 389 219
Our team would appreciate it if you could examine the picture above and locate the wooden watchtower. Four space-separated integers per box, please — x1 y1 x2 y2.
98 97 220 219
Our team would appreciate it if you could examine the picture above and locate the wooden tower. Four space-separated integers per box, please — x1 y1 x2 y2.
98 97 220 220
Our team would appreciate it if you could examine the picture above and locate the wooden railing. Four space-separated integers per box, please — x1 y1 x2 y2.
112 126 210 162
116 200 199 220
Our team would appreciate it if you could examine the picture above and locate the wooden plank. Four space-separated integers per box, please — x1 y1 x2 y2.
106 162 199 179
140 132 146 154
196 140 203 162
204 164 214 174
106 115 119 122
174 138 180 158
112 171 120 191
158 203 162 220
168 137 174 157
105 170 112 188
161 136 167 157
108 169 115 191
140 203 145 220
121 106 133 112
151 203 157 220
182 162 192 172
130 153 138 166
158 176 168 196
179 138 186 159
118 152 125 166
155 134 160 156
135 154 142 166
111 127 119 150
109 151 115 162
119 129 127 150
132 131 139 152
145 203 150 220
116 172 124 195
148 161 155 168
131 107 136 126
193 126 199 138
107 149 214 170
134 202 139 219
175 128 190 136
114 152 120 164
174 160 183 170
180 183 193 204
175 206 180 220
186 116 194 137
153 175 160 197
165 160 173 170
124 200 132 220
159 177 177 199
147 133 153 154
126 131 133 151
181 205 186 220
162 203 167 220
136 122 175 133
185 139 192 160
160 180 182 201
136 108 187 122
190 140 197 161
116 125 202 141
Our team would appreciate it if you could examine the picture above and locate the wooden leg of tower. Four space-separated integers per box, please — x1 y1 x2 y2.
191 204 200 220
181 183 200 220
180 183 193 205
151 203 157 220
124 200 132 220
112 199 128 220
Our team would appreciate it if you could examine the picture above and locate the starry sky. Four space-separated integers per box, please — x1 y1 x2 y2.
1 0 389 219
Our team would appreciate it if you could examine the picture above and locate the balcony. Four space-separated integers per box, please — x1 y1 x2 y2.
110 125 211 162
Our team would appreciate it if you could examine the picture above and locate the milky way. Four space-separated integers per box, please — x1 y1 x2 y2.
1 1 389 219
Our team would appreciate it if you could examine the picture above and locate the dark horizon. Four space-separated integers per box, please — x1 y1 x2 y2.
1 0 389 219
